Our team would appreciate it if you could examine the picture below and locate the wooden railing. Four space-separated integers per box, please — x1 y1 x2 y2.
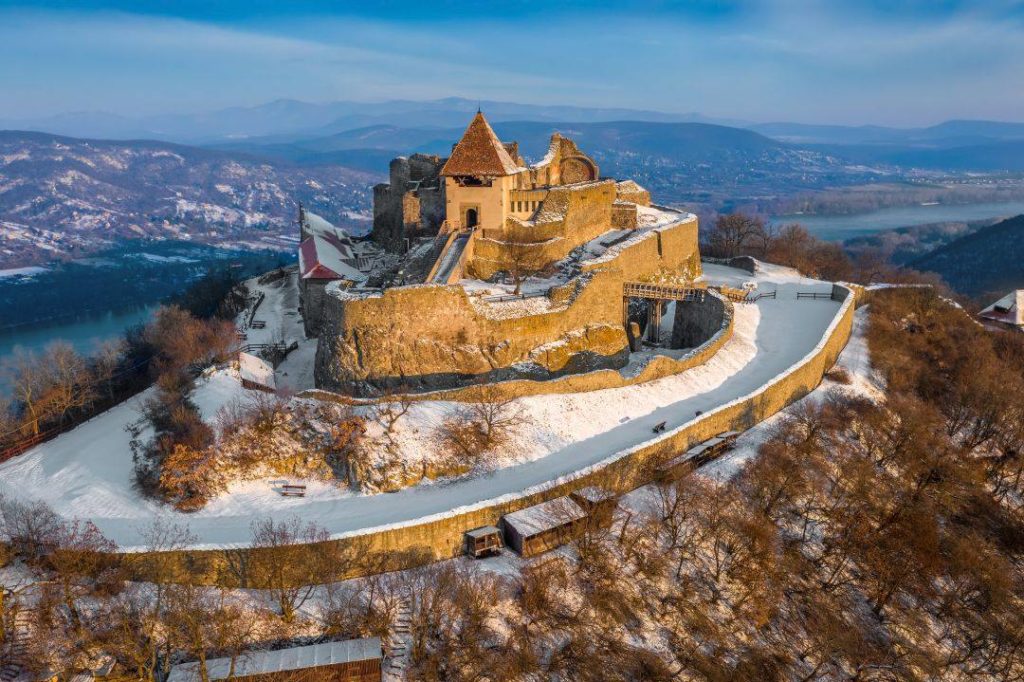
796 291 832 300
623 282 705 302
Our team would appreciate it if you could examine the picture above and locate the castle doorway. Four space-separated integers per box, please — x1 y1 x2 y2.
465 208 479 228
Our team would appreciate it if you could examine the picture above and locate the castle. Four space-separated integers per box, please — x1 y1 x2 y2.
302 112 705 396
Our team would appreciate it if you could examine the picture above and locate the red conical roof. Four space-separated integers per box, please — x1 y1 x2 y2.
441 111 520 177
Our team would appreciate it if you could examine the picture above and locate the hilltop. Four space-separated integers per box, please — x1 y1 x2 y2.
910 214 1024 298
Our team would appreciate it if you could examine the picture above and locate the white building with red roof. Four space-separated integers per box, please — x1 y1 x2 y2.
297 207 378 335
979 290 1024 331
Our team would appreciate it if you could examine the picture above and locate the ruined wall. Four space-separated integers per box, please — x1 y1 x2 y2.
299 279 329 337
372 154 445 251
119 286 855 587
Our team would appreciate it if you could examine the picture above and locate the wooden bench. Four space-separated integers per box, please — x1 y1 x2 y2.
652 421 667 434
250 320 267 329
280 484 307 498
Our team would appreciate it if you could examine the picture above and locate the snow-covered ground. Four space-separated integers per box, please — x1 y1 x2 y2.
237 269 317 392
698 304 881 482
0 265 47 278
0 262 848 550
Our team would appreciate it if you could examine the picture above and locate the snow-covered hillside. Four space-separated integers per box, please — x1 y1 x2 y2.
0 131 379 267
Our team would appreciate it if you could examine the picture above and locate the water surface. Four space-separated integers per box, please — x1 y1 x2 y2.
774 200 1024 241
0 306 155 394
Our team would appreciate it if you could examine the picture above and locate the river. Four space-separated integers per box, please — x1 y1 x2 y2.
774 200 1024 241
0 306 156 394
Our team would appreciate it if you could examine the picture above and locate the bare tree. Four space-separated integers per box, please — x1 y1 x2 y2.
503 239 547 294
91 338 125 403
437 387 526 465
43 341 96 427
164 583 257 682
248 517 336 623
367 387 413 442
707 213 770 258
44 519 120 633
3 348 51 437
0 494 61 562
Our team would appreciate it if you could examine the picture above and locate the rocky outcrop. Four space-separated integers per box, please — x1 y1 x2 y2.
671 291 728 349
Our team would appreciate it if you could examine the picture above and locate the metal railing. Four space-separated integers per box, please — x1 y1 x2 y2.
796 291 832 300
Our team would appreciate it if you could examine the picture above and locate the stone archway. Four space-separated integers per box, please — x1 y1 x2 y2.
560 156 597 184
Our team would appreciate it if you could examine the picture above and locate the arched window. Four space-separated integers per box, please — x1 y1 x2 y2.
466 208 479 228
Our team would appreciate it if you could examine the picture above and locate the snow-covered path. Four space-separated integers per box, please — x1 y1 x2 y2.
0 264 845 550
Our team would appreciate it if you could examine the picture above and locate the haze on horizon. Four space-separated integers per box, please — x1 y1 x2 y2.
1 0 1023 128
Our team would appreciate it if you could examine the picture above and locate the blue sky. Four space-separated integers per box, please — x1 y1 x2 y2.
1 0 1022 125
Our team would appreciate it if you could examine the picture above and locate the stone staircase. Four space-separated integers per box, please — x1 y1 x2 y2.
386 595 413 678
0 609 32 682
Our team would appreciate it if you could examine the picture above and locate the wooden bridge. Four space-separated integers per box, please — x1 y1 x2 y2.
622 282 706 302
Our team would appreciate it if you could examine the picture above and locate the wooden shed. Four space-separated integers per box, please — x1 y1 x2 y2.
569 486 618 528
166 637 382 682
502 496 587 557
465 525 503 558
657 431 742 482
238 352 276 392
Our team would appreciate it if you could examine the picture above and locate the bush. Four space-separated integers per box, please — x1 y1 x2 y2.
825 366 852 384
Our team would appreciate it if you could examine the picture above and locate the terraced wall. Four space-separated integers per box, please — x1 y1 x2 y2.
119 284 856 587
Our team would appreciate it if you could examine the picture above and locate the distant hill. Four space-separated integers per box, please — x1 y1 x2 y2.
750 119 1024 146
910 214 1024 298
0 97 742 145
0 131 377 267
217 119 879 210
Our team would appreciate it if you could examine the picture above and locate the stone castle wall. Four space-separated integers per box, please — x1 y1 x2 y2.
119 285 856 588
468 181 618 281
314 216 700 395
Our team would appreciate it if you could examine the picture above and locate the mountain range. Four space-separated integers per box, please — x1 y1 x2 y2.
6 97 1024 156
0 98 743 146
0 131 374 267
3 97 1024 270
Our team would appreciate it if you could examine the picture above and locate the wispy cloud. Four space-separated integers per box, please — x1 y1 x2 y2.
0 1 1021 124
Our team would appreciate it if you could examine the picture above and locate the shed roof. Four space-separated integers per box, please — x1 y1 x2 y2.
465 525 501 539
238 352 275 390
441 112 520 177
167 638 381 682
572 486 616 504
301 209 353 244
980 290 1024 327
503 496 586 537
299 234 368 283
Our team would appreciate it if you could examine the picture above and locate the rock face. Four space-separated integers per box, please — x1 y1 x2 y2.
671 292 727 349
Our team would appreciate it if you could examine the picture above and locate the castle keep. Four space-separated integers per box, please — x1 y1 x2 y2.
306 112 704 396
